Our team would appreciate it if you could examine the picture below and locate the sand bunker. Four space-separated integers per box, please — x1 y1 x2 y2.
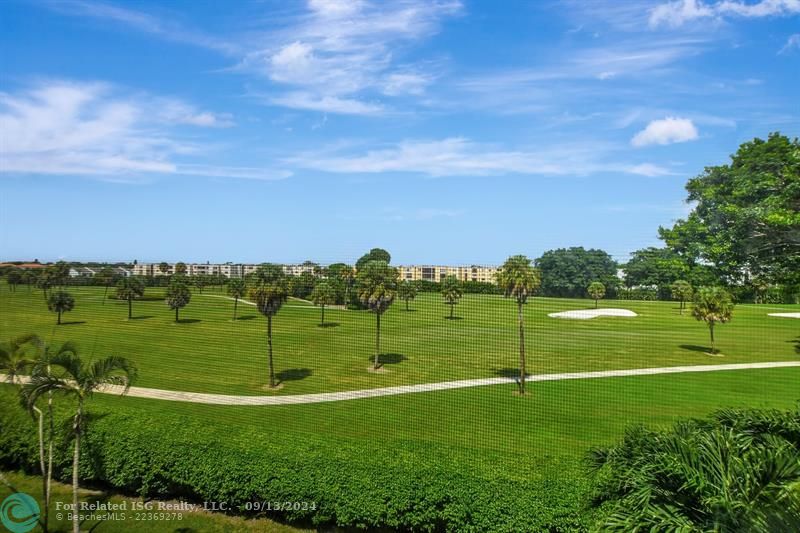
548 308 638 320
768 312 800 319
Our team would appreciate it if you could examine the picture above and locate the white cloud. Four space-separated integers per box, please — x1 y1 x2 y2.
0 80 285 181
626 163 676 176
242 0 462 114
779 33 800 54
286 137 671 178
631 117 699 146
649 0 800 28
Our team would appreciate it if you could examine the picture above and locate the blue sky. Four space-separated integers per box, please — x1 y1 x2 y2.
1 0 798 265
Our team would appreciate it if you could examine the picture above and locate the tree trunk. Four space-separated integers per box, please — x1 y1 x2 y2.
518 301 526 395
233 298 238 320
709 322 715 354
47 388 54 527
267 316 275 387
57 310 62 325
175 307 179 322
450 303 454 319
72 402 82 533
128 298 132 319
405 299 409 311
374 313 381 370
595 298 598 309
320 305 325 326
33 406 48 532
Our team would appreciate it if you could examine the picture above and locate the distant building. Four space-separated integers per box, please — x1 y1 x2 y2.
69 266 96 278
397 265 499 284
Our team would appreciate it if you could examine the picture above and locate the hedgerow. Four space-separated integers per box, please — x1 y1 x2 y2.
0 387 593 531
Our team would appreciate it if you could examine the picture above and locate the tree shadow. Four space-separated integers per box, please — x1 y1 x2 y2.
793 337 800 355
235 315 258 321
318 322 340 328
128 315 154 320
369 353 407 366
679 344 712 354
176 318 201 324
59 320 87 325
444 316 464 320
277 368 312 383
493 368 521 379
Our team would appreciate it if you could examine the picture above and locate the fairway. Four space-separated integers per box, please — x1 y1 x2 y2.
1 285 798 395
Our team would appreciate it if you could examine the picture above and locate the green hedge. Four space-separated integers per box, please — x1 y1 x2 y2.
0 388 593 531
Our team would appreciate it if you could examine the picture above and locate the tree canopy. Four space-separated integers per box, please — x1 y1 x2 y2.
356 248 391 270
535 247 617 298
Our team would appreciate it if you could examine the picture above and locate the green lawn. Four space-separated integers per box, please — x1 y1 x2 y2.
0 470 310 533
0 285 797 395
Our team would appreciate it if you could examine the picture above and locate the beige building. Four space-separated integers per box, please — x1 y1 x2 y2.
397 265 499 284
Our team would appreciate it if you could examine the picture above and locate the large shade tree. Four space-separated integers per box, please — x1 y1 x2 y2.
441 275 463 319
355 248 391 270
22 351 137 533
357 260 398 370
116 276 145 319
310 281 336 326
535 247 617 298
249 264 289 388
47 291 75 325
165 277 192 322
227 278 247 320
692 287 734 354
497 255 541 395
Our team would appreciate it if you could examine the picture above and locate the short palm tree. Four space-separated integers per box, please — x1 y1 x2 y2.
115 276 145 319
496 255 541 395
21 351 137 533
310 281 336 326
47 290 75 325
692 286 734 354
165 277 192 322
397 280 417 311
671 279 693 314
357 260 398 370
0 334 35 384
227 278 247 320
587 281 605 309
441 275 463 319
249 264 288 388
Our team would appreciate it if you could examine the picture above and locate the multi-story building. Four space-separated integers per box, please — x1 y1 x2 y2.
397 265 499 284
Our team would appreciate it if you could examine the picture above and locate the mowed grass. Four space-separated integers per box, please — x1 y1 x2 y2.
0 285 797 395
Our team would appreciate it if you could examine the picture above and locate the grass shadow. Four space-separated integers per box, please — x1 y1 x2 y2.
128 315 154 320
59 320 87 325
793 337 800 355
235 315 258 321
444 316 464 320
277 368 312 383
679 344 712 354
176 318 201 324
370 353 407 366
318 322 340 328
493 368 521 379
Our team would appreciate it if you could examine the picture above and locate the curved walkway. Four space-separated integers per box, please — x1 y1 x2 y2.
3 361 799 406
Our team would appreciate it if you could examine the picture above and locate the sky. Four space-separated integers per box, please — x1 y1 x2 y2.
1 0 798 266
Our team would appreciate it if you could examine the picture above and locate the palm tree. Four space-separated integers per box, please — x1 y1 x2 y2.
116 276 145 319
47 290 75 325
692 287 734 354
21 351 137 533
587 281 606 309
165 277 192 322
227 278 247 320
310 281 336 326
93 267 115 304
441 275 463 319
397 280 417 311
174 262 187 276
158 262 170 276
671 280 693 314
35 270 55 302
496 255 541 395
357 260 398 370
248 264 288 388
340 266 355 307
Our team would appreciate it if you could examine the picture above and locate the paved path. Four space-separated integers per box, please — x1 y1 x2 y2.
4 361 799 406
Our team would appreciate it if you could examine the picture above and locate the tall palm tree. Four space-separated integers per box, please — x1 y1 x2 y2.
165 277 192 322
310 281 336 326
248 264 288 388
93 267 115 304
227 278 247 320
21 351 137 533
357 260 398 370
47 290 75 325
340 266 355 307
692 286 734 354
496 255 541 395
397 280 417 311
441 275 463 319
116 276 145 319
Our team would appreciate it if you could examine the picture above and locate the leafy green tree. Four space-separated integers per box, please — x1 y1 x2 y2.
35 269 56 302
587 281 606 308
329 263 355 306
692 287 734 354
22 350 136 533
49 261 70 288
397 280 417 311
227 278 247 320
47 291 75 325
441 275 463 319
589 407 800 531
6 267 23 292
497 255 541 395
357 260 398 370
165 277 192 322
116 276 145 319
355 248 391 270
310 281 336 326
158 262 170 276
660 133 800 286
622 247 690 298
193 275 207 294
289 272 316 299
535 247 617 298
671 280 693 314
174 262 187 276
249 264 289 388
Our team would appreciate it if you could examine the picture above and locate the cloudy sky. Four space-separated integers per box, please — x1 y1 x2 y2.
1 0 798 264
